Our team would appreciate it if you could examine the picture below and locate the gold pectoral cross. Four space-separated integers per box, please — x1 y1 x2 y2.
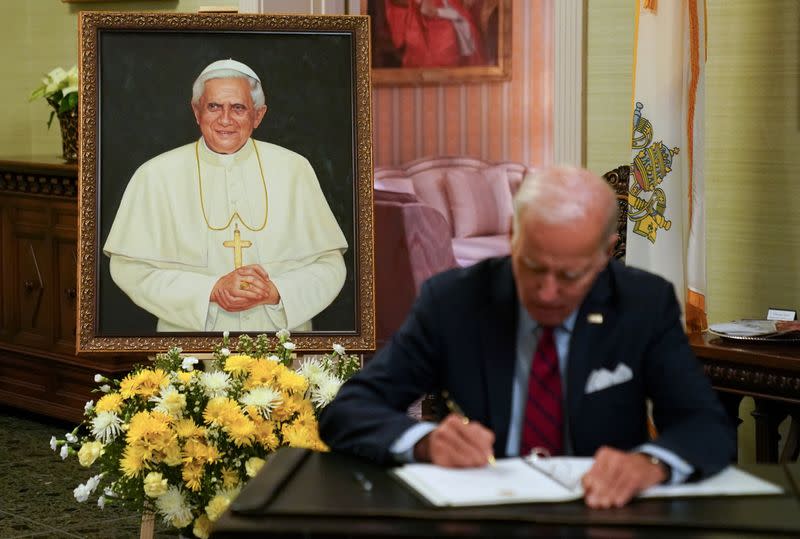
223 224 252 269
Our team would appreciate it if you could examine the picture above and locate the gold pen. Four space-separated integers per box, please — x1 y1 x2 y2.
441 390 496 466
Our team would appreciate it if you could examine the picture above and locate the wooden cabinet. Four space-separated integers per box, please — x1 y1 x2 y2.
0 157 140 422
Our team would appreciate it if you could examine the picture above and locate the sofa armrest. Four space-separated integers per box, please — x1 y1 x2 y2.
374 193 457 346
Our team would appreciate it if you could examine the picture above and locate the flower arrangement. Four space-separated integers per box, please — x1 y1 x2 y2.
50 330 359 539
29 65 79 129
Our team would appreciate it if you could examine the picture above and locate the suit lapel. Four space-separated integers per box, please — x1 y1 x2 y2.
479 258 518 456
566 263 617 444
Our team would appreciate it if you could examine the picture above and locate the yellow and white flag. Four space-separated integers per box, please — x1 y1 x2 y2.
627 0 707 332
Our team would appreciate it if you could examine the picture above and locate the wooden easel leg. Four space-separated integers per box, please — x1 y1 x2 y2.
140 511 155 539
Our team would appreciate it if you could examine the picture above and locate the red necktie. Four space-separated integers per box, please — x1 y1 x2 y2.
520 327 563 456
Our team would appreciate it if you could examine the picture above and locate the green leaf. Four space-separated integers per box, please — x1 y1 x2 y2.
46 110 56 129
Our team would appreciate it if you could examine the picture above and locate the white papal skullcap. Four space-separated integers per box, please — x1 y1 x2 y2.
199 59 260 82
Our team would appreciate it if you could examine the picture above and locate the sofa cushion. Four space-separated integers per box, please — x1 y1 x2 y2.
452 235 511 267
409 170 453 231
444 168 513 238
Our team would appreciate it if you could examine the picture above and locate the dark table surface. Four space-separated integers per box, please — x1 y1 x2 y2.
212 449 800 539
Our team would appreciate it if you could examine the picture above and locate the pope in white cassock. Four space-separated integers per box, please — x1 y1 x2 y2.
103 59 348 332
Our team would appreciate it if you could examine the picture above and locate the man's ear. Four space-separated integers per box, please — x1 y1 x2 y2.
253 105 267 128
191 103 201 125
605 233 619 257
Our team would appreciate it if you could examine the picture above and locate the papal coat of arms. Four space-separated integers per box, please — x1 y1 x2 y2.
628 101 680 243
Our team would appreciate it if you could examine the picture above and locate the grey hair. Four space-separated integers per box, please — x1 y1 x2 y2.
191 68 266 108
512 165 619 250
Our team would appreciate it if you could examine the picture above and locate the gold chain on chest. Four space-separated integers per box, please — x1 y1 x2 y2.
195 139 269 231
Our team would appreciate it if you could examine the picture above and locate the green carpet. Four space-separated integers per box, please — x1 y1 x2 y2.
0 406 178 538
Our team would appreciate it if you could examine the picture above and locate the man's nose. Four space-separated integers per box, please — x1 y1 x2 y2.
535 274 560 302
219 107 233 125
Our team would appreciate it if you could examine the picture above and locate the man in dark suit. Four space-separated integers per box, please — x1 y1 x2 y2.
319 166 735 508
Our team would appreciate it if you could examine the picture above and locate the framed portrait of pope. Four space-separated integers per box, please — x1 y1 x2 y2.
76 12 375 353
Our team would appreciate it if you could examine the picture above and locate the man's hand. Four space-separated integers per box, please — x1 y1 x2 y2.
210 264 281 312
581 446 668 508
413 413 495 467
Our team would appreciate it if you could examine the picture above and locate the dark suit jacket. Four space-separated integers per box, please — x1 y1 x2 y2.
320 257 735 478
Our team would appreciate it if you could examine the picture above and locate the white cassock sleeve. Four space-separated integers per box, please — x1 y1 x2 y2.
267 249 346 330
109 255 219 331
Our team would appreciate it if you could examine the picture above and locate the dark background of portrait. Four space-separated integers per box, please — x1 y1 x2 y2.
96 30 357 336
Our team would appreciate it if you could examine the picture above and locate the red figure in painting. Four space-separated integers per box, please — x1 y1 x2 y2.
383 0 485 67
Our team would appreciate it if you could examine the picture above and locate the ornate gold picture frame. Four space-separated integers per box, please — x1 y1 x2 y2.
77 12 374 353
364 0 512 85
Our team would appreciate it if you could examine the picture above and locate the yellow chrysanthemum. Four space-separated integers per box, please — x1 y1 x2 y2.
120 444 147 477
174 418 204 439
225 416 255 447
244 359 281 389
271 393 304 422
176 371 194 385
126 411 175 454
183 438 219 466
94 393 124 413
276 369 309 394
203 397 241 427
293 409 318 430
282 422 326 451
182 462 204 492
224 354 254 375
163 441 183 467
119 368 170 399
221 468 240 489
251 418 280 451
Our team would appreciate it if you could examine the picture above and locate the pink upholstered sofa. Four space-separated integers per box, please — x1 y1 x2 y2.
374 156 529 267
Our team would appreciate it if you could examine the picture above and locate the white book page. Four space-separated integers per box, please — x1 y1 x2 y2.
392 457 580 506
641 466 783 498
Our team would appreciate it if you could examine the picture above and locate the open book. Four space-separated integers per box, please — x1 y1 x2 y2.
390 456 783 507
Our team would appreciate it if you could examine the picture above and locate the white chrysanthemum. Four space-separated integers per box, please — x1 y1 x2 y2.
311 373 343 408
84 400 94 413
239 387 283 418
99 384 111 393
50 436 58 451
91 411 123 444
65 432 77 443
181 356 199 371
150 385 187 417
223 330 230 338
155 486 194 528
333 343 346 355
200 371 231 398
283 342 296 351
220 347 230 357
276 328 290 340
296 358 326 386
267 355 280 362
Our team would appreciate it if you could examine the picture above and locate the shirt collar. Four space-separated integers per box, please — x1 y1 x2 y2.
517 302 578 335
198 136 254 166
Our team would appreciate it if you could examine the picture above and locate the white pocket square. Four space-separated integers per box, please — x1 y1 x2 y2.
585 363 633 394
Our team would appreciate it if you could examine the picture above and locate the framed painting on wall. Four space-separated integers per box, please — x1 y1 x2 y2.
364 0 512 85
77 11 375 353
